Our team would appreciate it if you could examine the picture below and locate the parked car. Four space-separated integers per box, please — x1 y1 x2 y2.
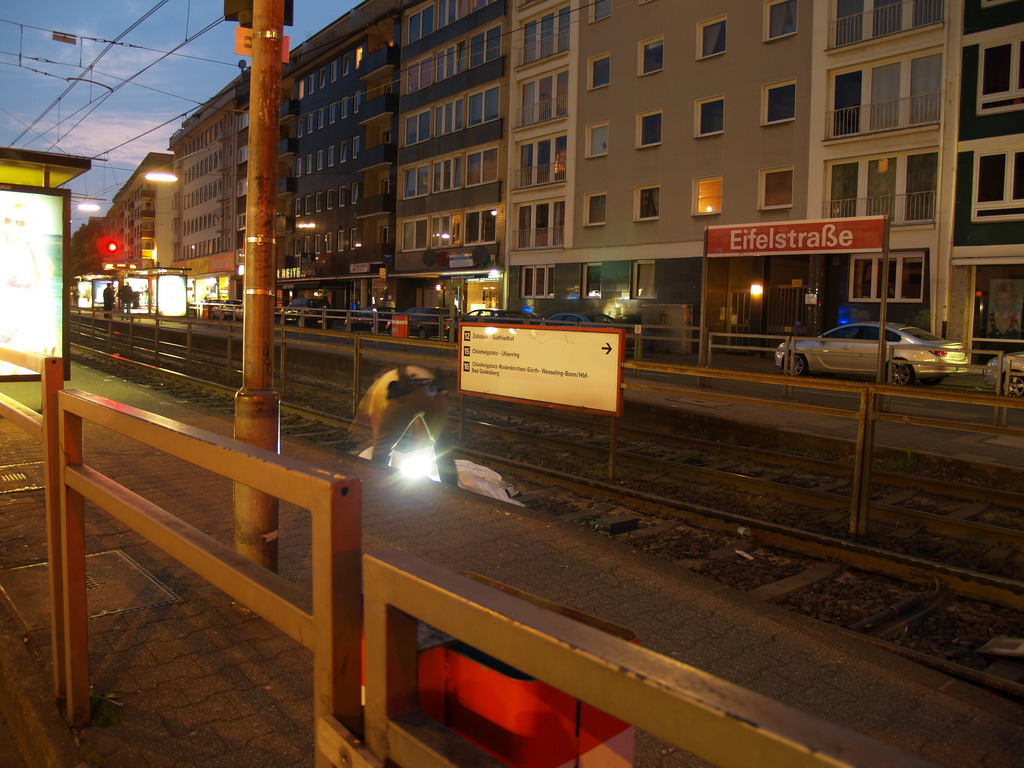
387 307 451 339
774 322 969 385
460 309 532 324
984 352 1024 396
282 297 331 327
348 306 394 333
206 299 243 321
544 312 621 326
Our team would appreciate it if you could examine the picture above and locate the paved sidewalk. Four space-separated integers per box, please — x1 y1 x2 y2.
0 365 1021 767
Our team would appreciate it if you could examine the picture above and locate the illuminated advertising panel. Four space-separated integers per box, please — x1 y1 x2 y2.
157 274 187 316
76 280 92 308
0 184 68 370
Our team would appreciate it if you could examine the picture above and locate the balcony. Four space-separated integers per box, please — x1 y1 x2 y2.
824 190 936 225
280 98 300 120
514 162 567 190
515 28 570 68
278 177 296 195
354 143 397 172
514 226 564 249
826 92 940 139
355 192 395 219
276 214 295 234
829 0 943 49
278 137 299 156
358 93 398 126
357 45 399 81
516 95 568 128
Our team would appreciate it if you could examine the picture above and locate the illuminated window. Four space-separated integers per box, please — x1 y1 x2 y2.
695 177 722 214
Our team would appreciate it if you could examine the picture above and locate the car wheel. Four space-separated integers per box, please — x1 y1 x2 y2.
889 361 916 386
789 354 809 377
416 327 429 340
1008 375 1024 397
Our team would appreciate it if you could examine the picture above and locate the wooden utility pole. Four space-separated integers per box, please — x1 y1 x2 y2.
234 0 284 571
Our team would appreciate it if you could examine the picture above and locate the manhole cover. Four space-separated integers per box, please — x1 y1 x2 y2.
0 550 180 631
0 462 44 493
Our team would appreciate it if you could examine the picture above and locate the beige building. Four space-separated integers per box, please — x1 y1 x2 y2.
169 75 249 305
107 152 174 269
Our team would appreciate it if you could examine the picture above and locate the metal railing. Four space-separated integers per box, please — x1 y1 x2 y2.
514 225 564 249
824 190 936 224
826 92 940 139
514 161 567 189
515 94 568 127
829 0 944 48
514 27 570 67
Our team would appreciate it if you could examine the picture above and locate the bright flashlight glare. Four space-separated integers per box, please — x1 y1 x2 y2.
393 446 441 482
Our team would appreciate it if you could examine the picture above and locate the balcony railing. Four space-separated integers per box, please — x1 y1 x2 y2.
826 92 940 139
515 28 570 68
824 190 936 225
829 0 943 49
514 162 567 190
516 95 568 128
515 226 564 249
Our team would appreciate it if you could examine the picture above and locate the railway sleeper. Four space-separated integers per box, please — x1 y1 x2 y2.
747 562 843 603
847 583 952 639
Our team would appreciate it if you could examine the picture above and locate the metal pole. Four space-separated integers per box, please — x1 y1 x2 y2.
608 415 617 480
874 218 892 384
351 336 362 419
234 0 283 572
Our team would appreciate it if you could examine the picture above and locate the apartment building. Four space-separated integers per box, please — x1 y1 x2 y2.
394 0 508 312
107 152 174 270
949 0 1024 346
279 0 403 310
169 75 249 304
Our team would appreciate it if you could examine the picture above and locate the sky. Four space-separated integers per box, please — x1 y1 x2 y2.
0 0 361 230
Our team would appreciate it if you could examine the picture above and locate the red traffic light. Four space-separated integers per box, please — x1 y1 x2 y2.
97 236 121 256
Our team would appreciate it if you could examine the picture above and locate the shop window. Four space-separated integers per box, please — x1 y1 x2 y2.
634 261 656 299
583 264 602 298
521 265 555 298
849 251 924 302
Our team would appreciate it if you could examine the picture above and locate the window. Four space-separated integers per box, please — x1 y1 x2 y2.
342 53 351 75
430 213 461 248
340 141 349 163
432 155 464 192
351 182 361 203
635 186 660 220
408 6 435 44
592 0 611 21
764 81 796 124
517 136 567 187
405 110 432 145
434 98 465 137
587 123 609 157
330 60 338 82
351 227 360 247
589 55 610 89
634 261 656 299
521 265 555 298
305 154 313 174
352 136 362 157
318 108 325 129
328 145 336 167
465 208 498 243
516 201 566 248
522 7 570 65
403 219 428 250
519 73 567 126
325 231 333 252
697 98 724 136
315 192 323 212
637 111 662 147
304 195 313 214
316 150 324 171
583 264 602 298
466 148 499 185
765 0 797 40
850 252 924 302
327 189 335 209
699 17 727 58
469 85 501 126
980 40 1024 113
828 152 938 224
695 177 722 214
408 58 434 94
338 185 348 206
469 25 502 68
975 150 1024 220
640 38 664 75
829 53 941 139
760 167 793 209
585 193 607 225
318 68 326 88
405 164 430 198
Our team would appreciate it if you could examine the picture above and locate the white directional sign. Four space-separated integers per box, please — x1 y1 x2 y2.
457 323 623 415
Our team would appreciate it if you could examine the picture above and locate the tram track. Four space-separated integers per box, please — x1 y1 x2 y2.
70 341 1024 701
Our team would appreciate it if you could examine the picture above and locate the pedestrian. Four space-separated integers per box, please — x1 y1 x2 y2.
118 283 132 315
102 283 115 318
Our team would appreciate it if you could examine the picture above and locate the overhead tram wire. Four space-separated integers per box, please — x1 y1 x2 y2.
9 0 175 147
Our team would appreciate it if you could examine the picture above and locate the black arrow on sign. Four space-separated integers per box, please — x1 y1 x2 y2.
602 342 612 355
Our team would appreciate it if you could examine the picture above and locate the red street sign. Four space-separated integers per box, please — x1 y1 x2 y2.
706 216 885 256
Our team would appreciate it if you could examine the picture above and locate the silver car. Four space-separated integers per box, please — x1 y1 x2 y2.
984 352 1024 396
774 323 969 385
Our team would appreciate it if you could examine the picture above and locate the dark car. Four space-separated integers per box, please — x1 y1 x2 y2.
460 309 532 325
348 306 394 333
387 307 451 339
282 297 332 327
544 312 621 326
206 299 243 321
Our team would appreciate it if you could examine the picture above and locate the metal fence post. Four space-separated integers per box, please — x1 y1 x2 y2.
352 336 362 419
608 415 617 480
41 357 66 700
850 387 877 538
